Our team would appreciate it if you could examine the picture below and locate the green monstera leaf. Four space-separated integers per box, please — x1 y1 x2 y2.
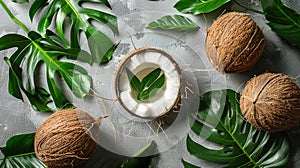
0 133 46 168
261 0 300 48
183 90 290 168
29 0 118 63
0 31 92 112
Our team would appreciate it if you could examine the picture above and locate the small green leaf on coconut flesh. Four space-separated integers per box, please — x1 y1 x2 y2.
126 68 165 101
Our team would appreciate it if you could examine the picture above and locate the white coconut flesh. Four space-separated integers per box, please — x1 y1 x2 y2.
116 48 181 118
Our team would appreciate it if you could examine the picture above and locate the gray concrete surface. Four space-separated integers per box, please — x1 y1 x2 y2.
1 0 300 167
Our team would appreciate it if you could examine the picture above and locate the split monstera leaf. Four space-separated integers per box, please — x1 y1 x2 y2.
183 90 290 168
0 30 92 112
0 0 118 111
28 0 118 63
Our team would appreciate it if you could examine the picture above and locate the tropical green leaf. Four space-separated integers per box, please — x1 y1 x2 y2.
126 68 165 101
120 141 158 168
29 0 118 63
140 68 161 89
0 31 92 112
138 74 165 101
147 15 199 30
261 0 300 48
5 58 52 112
126 68 142 95
183 90 290 168
0 133 46 168
174 0 231 15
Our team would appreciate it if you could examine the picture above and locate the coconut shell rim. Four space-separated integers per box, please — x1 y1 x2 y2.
114 47 183 120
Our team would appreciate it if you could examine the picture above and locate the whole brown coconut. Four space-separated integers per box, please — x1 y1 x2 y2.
34 109 101 168
206 12 265 73
240 73 300 133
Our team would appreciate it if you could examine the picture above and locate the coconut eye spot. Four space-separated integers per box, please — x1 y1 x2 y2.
115 48 181 119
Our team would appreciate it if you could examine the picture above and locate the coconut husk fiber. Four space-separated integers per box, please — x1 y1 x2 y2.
240 73 300 132
206 12 265 73
34 109 101 168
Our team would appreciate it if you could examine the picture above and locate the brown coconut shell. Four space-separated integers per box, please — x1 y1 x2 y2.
34 109 101 168
206 12 265 73
240 73 300 133
114 47 182 119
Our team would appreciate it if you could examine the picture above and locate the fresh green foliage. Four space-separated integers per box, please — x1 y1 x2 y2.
0 133 46 168
29 0 118 63
126 68 142 96
183 90 290 168
120 141 158 168
126 68 165 101
173 0 260 14
0 31 92 112
147 14 199 30
261 0 300 48
174 0 230 14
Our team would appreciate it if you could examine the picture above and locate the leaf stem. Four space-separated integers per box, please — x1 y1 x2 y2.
0 157 4 160
0 0 30 33
232 0 263 14
219 105 260 167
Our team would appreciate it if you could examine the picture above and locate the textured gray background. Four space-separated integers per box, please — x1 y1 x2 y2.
1 0 300 167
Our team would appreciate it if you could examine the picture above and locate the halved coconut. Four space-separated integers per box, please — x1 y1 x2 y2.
115 47 182 119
